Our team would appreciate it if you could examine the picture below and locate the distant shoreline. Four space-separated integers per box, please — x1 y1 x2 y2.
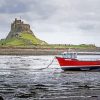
0 47 100 55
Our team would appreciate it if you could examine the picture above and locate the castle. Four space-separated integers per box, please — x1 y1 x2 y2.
6 18 34 39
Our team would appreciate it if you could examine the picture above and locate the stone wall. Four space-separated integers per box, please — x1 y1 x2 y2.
6 18 34 39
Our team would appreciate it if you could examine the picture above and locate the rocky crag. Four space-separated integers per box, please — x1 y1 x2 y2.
6 18 34 39
1 18 47 46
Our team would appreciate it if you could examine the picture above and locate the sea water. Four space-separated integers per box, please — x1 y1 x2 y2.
0 55 100 100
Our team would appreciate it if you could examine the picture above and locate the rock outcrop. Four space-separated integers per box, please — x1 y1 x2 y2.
6 18 35 39
2 18 47 46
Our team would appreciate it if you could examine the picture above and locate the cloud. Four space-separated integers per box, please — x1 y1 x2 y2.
0 0 30 13
0 0 100 46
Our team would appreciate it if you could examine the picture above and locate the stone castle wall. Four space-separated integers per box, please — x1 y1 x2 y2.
11 18 30 32
6 18 33 39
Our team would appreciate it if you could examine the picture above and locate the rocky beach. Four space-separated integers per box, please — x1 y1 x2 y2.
0 47 100 55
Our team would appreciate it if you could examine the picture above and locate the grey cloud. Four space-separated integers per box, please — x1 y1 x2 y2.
0 0 30 13
0 0 57 18
79 24 95 31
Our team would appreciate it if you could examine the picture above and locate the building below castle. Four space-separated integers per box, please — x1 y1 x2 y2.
6 18 34 39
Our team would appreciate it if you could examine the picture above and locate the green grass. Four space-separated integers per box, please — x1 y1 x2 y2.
0 38 24 46
0 32 47 46
19 32 45 44
0 32 96 49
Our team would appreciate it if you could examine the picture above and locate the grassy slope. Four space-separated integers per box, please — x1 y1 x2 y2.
19 32 44 44
0 32 96 48
0 32 47 46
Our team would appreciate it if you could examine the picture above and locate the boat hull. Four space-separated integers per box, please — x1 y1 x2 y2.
61 66 100 71
56 57 100 71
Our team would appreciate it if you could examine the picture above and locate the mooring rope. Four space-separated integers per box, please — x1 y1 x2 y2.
35 56 56 70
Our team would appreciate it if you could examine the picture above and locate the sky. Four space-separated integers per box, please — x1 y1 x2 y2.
0 0 100 46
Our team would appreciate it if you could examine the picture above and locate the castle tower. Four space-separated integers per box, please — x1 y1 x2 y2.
6 18 34 39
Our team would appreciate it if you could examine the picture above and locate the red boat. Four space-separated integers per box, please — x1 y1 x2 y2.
56 52 100 71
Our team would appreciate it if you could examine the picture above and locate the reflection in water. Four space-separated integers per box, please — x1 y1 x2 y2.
0 55 100 100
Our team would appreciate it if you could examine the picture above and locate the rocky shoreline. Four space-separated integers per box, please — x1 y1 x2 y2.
0 47 100 55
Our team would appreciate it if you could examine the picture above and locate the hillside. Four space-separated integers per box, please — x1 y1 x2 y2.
0 18 47 46
0 18 97 49
0 32 46 46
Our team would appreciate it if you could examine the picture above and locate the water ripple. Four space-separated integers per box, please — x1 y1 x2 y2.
0 55 100 100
